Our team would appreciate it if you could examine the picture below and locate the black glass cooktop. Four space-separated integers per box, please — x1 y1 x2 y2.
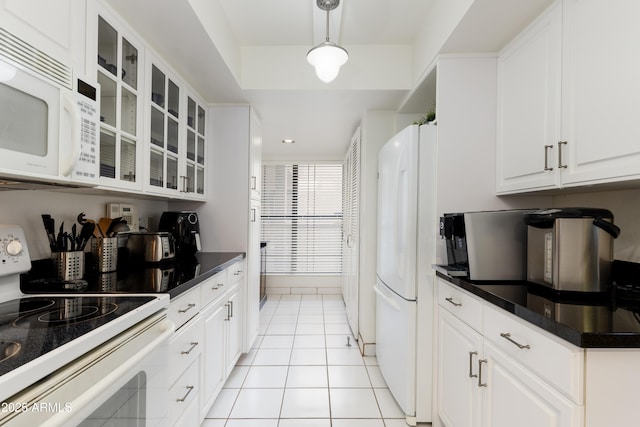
0 295 156 377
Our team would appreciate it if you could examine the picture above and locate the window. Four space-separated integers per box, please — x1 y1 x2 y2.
261 163 343 275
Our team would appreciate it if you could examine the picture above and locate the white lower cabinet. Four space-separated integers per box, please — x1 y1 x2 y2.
167 258 247 425
169 313 203 426
438 309 482 427
201 295 227 417
436 278 583 427
199 272 245 420
225 284 244 377
482 340 581 427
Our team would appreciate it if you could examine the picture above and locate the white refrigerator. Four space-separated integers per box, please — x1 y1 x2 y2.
375 124 436 424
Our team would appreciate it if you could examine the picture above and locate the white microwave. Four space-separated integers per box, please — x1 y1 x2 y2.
0 31 100 187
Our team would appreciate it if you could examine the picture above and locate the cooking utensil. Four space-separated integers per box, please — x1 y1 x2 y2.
41 214 57 251
77 222 95 251
105 217 123 237
98 218 112 239
56 222 65 252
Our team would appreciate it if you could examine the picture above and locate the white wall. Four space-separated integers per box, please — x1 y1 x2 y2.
434 56 552 264
552 188 640 262
0 189 168 260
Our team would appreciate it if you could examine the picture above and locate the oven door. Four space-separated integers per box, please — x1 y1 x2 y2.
0 312 173 427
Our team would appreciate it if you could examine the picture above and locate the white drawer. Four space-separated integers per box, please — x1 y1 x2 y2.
437 279 483 332
169 287 201 330
169 314 204 386
483 304 584 404
200 269 228 308
173 392 200 427
228 259 246 285
169 359 200 426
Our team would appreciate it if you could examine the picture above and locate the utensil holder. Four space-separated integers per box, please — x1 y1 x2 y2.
91 237 118 272
52 251 85 281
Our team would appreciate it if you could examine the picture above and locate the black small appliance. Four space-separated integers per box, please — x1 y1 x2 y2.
158 211 202 257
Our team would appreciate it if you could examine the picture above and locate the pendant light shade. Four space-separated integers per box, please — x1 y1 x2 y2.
307 0 348 83
307 42 348 83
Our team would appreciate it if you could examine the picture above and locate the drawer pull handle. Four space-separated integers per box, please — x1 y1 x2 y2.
178 303 196 314
445 297 462 307
176 385 194 402
234 270 242 276
212 283 224 290
500 332 531 350
181 342 199 355
478 359 488 387
468 351 478 378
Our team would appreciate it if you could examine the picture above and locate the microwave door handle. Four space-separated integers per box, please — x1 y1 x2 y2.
60 92 80 177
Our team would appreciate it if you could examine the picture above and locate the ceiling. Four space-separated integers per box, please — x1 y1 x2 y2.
105 0 552 161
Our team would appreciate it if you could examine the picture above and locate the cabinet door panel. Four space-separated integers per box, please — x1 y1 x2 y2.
226 288 243 376
201 299 227 418
438 309 482 427
483 341 582 427
496 2 561 194
561 0 640 185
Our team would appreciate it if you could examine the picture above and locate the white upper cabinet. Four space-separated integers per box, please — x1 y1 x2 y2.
144 55 207 200
249 111 262 201
496 2 561 193
146 59 182 197
497 0 640 194
0 0 86 72
87 6 145 193
185 95 207 199
559 0 640 186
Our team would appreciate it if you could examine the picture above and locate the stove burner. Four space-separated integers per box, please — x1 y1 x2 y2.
0 341 21 363
12 301 119 328
0 298 56 317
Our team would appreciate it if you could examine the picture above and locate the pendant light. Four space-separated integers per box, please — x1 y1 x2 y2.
307 0 348 83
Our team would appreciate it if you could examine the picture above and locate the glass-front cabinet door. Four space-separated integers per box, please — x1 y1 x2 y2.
95 13 142 190
148 62 180 194
146 54 206 199
185 95 206 198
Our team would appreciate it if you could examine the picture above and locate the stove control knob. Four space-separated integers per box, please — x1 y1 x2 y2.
5 239 23 256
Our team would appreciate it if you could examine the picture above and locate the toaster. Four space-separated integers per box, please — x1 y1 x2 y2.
126 232 176 263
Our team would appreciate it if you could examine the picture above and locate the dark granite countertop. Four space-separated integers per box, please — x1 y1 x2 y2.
21 251 245 299
436 270 640 348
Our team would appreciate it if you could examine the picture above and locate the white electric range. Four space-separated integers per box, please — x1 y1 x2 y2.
0 225 172 426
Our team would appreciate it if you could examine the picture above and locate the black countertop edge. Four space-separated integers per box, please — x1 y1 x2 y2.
435 271 640 349
167 252 245 299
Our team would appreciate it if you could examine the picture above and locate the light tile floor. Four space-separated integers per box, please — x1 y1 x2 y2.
201 294 409 427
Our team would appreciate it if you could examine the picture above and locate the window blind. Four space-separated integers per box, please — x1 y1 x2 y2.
261 163 343 275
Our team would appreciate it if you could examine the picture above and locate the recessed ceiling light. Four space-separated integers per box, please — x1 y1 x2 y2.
282 139 295 144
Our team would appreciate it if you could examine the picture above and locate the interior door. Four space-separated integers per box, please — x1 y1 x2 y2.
376 125 419 300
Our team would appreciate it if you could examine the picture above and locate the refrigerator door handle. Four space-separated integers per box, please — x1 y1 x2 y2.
373 283 401 312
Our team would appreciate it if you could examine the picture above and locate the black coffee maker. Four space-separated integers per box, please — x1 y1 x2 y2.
158 211 202 257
